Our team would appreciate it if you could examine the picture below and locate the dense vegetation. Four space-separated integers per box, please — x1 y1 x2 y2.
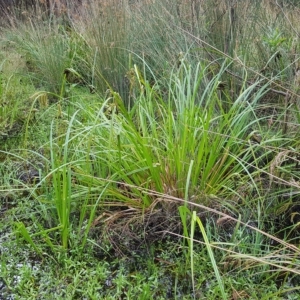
0 0 300 298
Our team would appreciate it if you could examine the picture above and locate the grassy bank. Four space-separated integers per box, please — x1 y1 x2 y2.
1 0 300 298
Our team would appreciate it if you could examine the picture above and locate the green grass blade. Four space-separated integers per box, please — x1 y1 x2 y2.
195 213 227 299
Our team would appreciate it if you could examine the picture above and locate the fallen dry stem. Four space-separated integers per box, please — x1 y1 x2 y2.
89 177 300 254
165 231 300 276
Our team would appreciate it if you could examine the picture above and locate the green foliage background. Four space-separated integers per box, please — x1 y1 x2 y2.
0 0 300 299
